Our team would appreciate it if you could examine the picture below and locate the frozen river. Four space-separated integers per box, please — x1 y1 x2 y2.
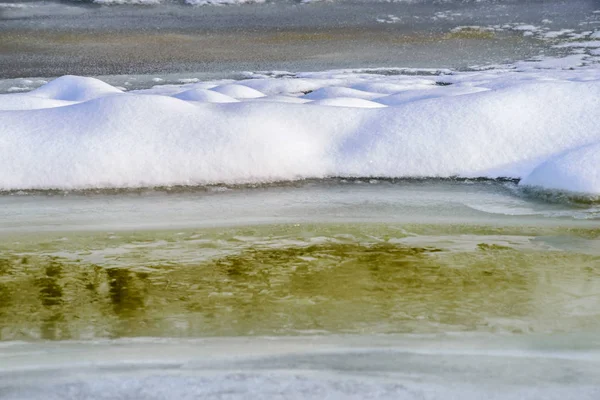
1 1 600 398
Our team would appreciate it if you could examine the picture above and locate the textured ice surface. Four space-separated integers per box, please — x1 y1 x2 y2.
1 65 600 193
2 336 600 400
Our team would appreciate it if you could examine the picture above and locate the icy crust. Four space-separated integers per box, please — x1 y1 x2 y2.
1 73 600 192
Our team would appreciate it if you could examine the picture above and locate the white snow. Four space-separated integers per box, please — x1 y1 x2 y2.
0 3 32 8
172 88 240 103
209 83 267 99
520 143 600 194
303 86 382 100
308 97 386 108
1 67 600 194
28 75 123 101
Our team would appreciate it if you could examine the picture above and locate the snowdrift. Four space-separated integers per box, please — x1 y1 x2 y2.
1 73 599 193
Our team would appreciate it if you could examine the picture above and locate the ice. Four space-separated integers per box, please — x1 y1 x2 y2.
1 68 600 193
2 336 600 400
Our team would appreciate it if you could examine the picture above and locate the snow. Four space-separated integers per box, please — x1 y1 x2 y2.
554 41 600 48
303 87 382 101
514 54 588 70
209 84 266 99
520 143 600 194
28 75 123 101
308 97 386 108
1 69 600 194
173 88 239 103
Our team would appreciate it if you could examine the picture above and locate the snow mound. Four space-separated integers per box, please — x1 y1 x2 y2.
210 84 266 99
2 71 600 192
376 86 488 106
0 95 75 111
172 88 239 103
245 95 312 104
520 142 600 194
309 97 387 108
240 78 324 96
350 81 434 95
303 87 381 101
28 76 123 102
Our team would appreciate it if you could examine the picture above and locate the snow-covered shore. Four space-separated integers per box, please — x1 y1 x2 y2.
1 61 599 194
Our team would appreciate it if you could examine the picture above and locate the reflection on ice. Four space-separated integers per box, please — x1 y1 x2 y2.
1 224 599 340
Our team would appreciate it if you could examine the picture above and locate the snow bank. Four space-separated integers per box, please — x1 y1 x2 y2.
173 88 239 103
304 87 382 101
28 75 123 102
210 84 266 99
1 73 600 193
309 97 386 108
520 143 600 194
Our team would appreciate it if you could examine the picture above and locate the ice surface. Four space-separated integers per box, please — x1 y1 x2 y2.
1 69 600 193
2 336 600 400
